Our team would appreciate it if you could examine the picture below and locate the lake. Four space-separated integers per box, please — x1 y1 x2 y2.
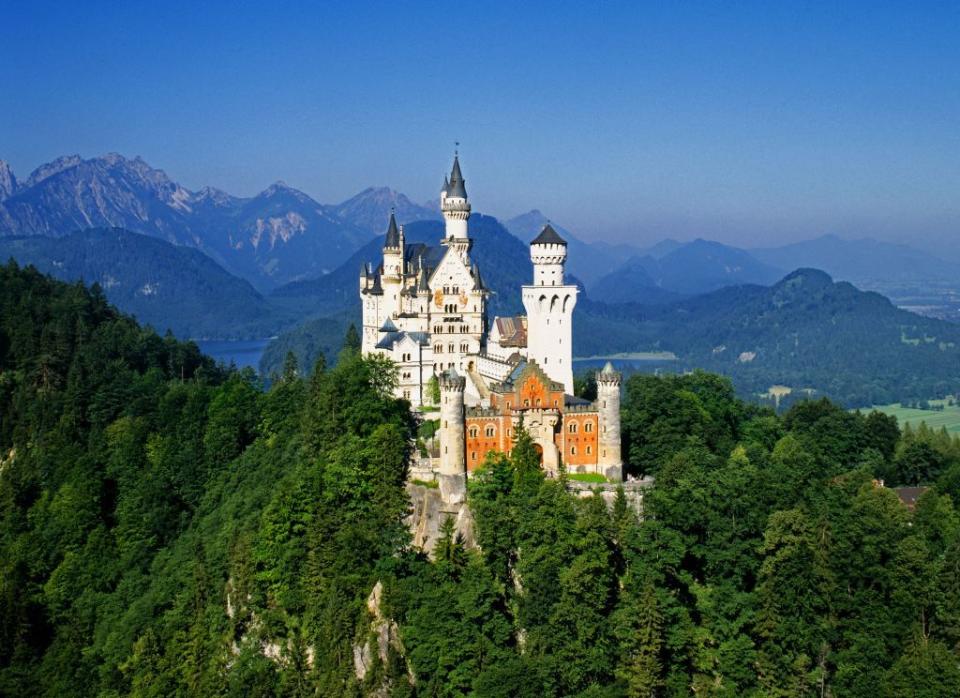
192 340 679 377
196 339 272 371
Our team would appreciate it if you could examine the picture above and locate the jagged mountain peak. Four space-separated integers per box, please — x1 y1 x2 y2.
332 186 438 235
24 154 83 188
0 160 17 201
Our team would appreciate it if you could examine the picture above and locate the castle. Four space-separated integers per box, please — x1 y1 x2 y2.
360 155 622 499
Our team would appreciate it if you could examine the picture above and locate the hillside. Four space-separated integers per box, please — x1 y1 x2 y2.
0 228 290 338
0 154 374 290
2 263 959 696
582 269 960 406
590 238 785 299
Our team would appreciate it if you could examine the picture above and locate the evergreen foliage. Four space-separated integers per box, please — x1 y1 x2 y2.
1 263 959 696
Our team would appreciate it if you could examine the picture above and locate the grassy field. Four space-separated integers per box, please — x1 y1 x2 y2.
867 398 960 434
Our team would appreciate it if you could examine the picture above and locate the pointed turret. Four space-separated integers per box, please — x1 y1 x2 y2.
447 155 467 199
441 153 471 239
384 211 401 249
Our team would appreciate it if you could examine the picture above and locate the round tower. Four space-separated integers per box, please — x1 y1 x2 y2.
596 361 623 481
438 368 467 503
521 224 578 393
441 154 471 240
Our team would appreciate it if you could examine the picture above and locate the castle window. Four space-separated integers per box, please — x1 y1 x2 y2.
536 398 542 406
523 399 530 407
472 452 477 461
435 344 442 353
569 422 578 433
403 390 410 399
448 343 454 353
469 427 478 438
461 343 468 352
586 446 592 455
570 445 577 455
585 422 593 433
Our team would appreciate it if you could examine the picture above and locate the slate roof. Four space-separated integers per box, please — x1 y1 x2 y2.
447 155 467 198
384 212 401 248
531 224 567 246
375 330 430 350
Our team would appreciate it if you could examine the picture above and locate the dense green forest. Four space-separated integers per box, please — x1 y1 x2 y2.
2 261 960 696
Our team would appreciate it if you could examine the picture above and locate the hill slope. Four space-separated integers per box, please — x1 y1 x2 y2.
0 228 289 338
582 269 960 406
590 238 785 299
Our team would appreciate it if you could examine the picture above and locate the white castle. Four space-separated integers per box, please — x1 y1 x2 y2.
361 154 622 491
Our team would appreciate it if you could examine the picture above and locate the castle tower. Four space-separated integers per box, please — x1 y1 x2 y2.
441 154 471 244
438 368 467 502
521 225 578 393
596 361 623 480
382 211 403 277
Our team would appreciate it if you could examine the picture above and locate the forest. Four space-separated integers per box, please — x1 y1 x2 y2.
1 260 959 697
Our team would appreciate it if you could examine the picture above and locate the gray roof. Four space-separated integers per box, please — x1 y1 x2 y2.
384 212 401 248
368 273 383 295
442 174 449 193
531 224 566 246
447 155 467 198
471 264 485 291
379 318 398 332
376 330 430 350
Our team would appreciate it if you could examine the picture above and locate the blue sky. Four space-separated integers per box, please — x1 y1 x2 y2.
1 1 958 247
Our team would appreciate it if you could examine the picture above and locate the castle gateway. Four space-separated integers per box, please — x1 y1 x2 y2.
360 155 623 496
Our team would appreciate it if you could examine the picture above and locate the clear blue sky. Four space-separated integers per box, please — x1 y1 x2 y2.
1 1 958 248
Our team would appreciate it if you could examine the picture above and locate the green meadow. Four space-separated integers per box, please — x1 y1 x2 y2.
868 397 960 433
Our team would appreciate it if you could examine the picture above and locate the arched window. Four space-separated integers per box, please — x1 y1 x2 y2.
485 425 495 438
469 427 479 438
584 422 593 433
570 445 577 455
472 452 477 461
523 399 530 407
568 422 578 433
448 343 455 353
435 344 443 353
586 445 592 455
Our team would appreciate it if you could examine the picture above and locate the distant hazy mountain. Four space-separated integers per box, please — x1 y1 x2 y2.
332 186 439 234
590 238 785 299
0 228 290 339
751 234 960 283
585 257 685 305
0 154 374 290
578 268 960 406
504 209 642 285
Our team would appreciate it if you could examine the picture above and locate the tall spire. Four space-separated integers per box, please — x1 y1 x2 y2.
384 210 401 249
447 154 467 199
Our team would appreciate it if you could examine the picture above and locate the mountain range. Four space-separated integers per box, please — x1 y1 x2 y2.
4 151 960 406
0 154 380 290
0 228 289 339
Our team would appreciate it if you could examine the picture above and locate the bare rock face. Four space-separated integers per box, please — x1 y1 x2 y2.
0 160 17 201
353 581 413 695
405 482 476 556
